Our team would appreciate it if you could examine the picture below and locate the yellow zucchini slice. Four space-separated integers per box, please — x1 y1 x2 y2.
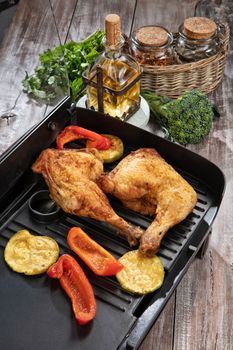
4 230 59 275
116 250 165 295
86 134 124 163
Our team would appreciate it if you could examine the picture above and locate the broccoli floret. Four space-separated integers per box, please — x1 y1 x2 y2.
142 89 214 145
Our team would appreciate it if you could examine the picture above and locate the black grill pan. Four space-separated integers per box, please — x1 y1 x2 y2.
0 98 225 350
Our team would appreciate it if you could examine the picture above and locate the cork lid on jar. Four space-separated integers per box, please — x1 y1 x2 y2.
183 17 217 39
135 26 169 46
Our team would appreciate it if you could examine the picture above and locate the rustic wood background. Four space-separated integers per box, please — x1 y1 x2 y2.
0 0 232 349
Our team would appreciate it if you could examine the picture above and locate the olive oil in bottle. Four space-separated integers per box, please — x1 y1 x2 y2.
84 14 141 121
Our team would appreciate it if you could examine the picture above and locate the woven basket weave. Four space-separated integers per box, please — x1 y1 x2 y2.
140 23 230 98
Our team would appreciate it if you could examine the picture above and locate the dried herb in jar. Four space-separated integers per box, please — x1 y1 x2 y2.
130 26 174 66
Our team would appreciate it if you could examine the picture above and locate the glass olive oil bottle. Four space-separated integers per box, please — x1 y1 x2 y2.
83 14 141 121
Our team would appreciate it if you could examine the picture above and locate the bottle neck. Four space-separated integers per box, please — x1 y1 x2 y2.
103 35 125 59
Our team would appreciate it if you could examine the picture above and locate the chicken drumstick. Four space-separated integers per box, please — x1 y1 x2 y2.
97 148 197 256
32 148 144 245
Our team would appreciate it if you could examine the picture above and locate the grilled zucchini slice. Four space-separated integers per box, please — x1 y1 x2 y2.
116 249 165 295
4 230 59 275
86 134 124 163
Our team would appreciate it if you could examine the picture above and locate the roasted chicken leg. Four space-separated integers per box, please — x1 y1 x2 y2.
32 148 143 245
97 148 197 256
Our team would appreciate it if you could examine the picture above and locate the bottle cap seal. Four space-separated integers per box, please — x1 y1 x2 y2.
183 17 217 39
135 26 169 46
105 14 121 46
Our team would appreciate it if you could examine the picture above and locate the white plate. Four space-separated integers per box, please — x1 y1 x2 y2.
77 95 150 128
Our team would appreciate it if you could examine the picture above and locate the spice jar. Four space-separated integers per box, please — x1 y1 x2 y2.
176 17 220 62
130 25 174 66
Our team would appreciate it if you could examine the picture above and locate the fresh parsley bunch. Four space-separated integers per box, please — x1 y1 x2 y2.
22 31 104 103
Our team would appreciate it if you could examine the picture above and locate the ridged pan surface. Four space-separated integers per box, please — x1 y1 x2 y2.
0 103 225 350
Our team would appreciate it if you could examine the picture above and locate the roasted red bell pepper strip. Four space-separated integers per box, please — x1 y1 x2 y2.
67 227 124 276
56 125 112 150
47 254 96 325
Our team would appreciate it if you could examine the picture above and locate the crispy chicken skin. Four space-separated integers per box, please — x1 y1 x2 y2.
32 148 143 245
97 148 197 256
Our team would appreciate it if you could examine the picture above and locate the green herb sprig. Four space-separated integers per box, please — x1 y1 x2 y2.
22 31 104 103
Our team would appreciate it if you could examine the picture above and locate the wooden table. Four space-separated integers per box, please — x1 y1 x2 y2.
0 1 232 349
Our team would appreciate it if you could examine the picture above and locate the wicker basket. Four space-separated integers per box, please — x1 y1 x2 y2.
140 23 230 98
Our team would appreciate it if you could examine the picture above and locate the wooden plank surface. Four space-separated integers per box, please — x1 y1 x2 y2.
50 0 77 44
66 0 136 42
174 2 233 350
0 0 77 155
0 1 232 349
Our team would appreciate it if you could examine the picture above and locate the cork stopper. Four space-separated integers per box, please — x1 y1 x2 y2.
105 14 121 46
136 26 169 46
183 17 217 39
